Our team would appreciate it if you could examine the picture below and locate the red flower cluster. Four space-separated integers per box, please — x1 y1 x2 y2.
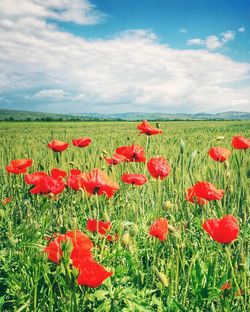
6 158 32 174
186 181 224 205
147 157 171 180
25 168 66 194
202 215 239 244
72 137 91 148
137 120 163 136
232 135 250 149
86 219 117 241
208 147 230 162
149 218 168 241
44 230 112 287
121 173 148 186
115 144 146 162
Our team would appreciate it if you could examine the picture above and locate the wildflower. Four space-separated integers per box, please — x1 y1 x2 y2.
115 144 146 162
208 147 230 162
121 173 148 185
48 140 69 152
6 158 32 174
147 157 171 180
231 135 250 149
137 120 163 135
149 218 168 241
72 137 91 148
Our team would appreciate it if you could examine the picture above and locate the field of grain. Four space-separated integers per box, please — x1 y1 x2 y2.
0 121 249 312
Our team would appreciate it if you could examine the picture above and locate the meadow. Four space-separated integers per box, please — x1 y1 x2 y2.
0 120 249 312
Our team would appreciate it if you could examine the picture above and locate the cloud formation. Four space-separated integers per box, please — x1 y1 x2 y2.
0 0 249 113
187 30 235 50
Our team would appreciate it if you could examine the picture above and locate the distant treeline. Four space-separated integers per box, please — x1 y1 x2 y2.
0 117 246 122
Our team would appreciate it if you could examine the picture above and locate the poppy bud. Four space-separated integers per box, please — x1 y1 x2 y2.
130 224 139 236
164 200 173 210
180 139 185 154
224 161 229 169
216 136 225 141
156 271 169 287
122 232 131 246
226 171 231 178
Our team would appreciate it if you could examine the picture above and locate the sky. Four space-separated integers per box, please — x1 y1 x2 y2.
0 0 250 114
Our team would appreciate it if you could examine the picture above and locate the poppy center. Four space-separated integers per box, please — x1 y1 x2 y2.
93 186 100 194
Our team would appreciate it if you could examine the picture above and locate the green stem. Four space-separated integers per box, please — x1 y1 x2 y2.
226 246 246 312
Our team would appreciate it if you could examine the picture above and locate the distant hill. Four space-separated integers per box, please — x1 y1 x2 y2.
0 108 250 121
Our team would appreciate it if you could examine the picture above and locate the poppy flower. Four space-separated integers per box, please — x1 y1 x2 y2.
25 172 48 185
6 158 32 174
67 169 83 190
105 153 127 166
25 171 65 195
202 215 239 244
137 120 163 135
44 230 93 264
80 168 119 198
50 168 67 179
115 144 146 162
2 197 12 205
208 147 230 162
86 219 117 241
221 282 231 291
149 218 168 241
185 187 208 206
72 137 91 148
77 257 113 288
193 181 224 201
48 140 69 152
232 135 250 149
121 173 148 186
147 157 171 180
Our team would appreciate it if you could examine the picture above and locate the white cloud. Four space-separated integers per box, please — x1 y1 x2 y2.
221 31 235 42
0 1 250 113
31 89 69 99
187 30 236 51
0 0 104 25
205 35 223 50
187 38 204 46
238 27 245 33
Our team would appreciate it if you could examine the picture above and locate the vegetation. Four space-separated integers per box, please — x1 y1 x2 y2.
0 120 249 311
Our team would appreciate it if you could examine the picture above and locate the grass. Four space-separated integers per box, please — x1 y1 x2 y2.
0 120 249 311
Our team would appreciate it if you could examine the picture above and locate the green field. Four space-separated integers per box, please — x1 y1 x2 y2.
0 121 249 311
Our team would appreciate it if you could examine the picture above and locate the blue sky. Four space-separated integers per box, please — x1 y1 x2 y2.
0 0 249 114
61 0 250 62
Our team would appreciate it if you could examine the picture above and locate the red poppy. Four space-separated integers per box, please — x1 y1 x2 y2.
105 153 127 165
6 158 32 174
44 230 112 288
149 218 168 241
77 257 113 288
115 144 146 162
44 230 93 264
72 137 91 148
25 171 65 195
86 219 111 235
147 157 171 180
48 140 69 152
81 169 119 198
202 215 239 244
121 173 148 185
232 135 250 149
221 282 231 291
137 120 163 135
67 169 83 190
86 219 117 241
25 172 48 185
208 147 230 162
186 187 208 206
2 197 12 205
50 168 67 179
193 181 224 201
